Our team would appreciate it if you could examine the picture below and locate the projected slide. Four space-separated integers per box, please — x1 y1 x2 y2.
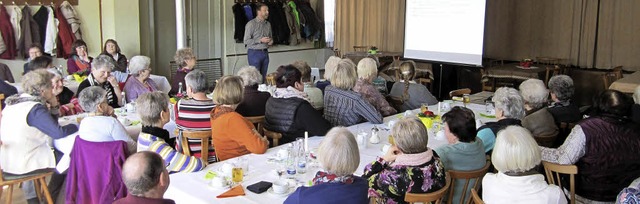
404 0 486 66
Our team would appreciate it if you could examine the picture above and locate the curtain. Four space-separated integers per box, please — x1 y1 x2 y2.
334 0 406 54
594 0 640 71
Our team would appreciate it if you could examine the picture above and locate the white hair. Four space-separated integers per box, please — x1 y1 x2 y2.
493 87 526 120
391 117 430 154
185 70 208 93
492 126 541 173
356 57 378 80
634 85 640 104
236 66 262 86
78 86 107 112
91 54 115 72
128 55 151 77
519 79 549 110
548 75 574 102
323 56 341 80
317 127 360 177
135 92 169 126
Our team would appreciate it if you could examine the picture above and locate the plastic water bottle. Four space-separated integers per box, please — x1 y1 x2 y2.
121 92 127 108
296 142 307 174
285 143 297 177
178 82 184 95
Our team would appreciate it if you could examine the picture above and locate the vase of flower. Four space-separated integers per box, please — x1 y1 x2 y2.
368 46 378 54
520 58 533 68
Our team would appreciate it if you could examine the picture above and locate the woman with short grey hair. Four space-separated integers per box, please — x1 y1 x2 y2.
477 87 526 153
77 86 136 153
1 69 78 204
170 48 197 95
519 79 558 141
547 75 582 124
76 54 123 108
123 55 158 102
235 65 270 117
363 117 447 203
284 127 368 204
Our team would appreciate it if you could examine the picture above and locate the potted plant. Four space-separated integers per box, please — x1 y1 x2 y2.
368 46 378 54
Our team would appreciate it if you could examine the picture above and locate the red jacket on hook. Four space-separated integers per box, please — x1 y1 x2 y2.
0 6 17 59
56 5 75 59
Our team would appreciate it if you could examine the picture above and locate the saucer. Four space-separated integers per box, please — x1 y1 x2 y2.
268 187 294 196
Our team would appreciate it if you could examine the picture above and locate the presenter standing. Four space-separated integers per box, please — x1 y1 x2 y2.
244 3 273 80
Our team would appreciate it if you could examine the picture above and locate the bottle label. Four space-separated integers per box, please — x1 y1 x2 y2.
287 169 296 175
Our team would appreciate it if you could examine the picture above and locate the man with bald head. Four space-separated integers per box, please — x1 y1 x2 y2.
114 152 175 204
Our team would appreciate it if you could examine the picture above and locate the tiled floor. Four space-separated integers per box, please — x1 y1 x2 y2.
2 185 27 204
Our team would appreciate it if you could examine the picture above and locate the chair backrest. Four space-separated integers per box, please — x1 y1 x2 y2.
386 96 404 112
534 131 559 148
333 48 342 58
353 45 370 52
0 93 4 111
266 73 278 86
262 127 282 147
545 65 563 84
449 88 472 98
602 66 623 89
447 161 492 204
245 116 265 135
178 129 213 165
404 172 452 204
470 189 484 204
536 57 562 66
542 161 578 204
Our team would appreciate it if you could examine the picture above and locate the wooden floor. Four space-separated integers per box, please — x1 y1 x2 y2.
1 185 27 204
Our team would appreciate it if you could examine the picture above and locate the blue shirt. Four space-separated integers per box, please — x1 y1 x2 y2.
27 104 78 139
477 128 496 153
284 176 369 204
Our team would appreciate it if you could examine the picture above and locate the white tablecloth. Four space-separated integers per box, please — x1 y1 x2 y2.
164 103 495 204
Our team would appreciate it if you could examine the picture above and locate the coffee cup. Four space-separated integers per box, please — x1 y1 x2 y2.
118 117 130 126
210 176 227 188
221 163 235 178
272 180 289 194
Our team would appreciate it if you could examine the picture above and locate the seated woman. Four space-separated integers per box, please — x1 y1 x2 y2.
324 59 382 126
389 61 437 112
483 126 567 204
77 86 136 154
101 39 128 73
547 75 582 123
284 127 368 204
292 60 323 110
363 117 446 204
27 55 52 72
77 55 124 108
67 40 93 76
48 69 82 116
633 86 640 124
175 70 217 163
315 56 341 93
23 44 43 74
170 48 197 96
135 92 204 173
477 87 525 153
210 76 269 161
541 90 640 203
435 106 486 203
265 65 331 144
519 79 558 138
123 55 158 102
353 57 397 116
235 66 270 117
0 70 78 203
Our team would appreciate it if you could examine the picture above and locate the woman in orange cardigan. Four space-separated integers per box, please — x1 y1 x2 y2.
210 75 269 161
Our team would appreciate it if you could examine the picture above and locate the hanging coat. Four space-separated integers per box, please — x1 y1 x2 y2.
44 6 58 55
18 6 41 59
0 5 17 59
267 2 290 45
56 5 75 59
60 1 82 40
9 6 21 44
232 3 248 43
33 6 49 47
283 3 301 46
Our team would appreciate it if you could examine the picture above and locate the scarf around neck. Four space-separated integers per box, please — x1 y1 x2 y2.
312 171 355 185
273 86 310 102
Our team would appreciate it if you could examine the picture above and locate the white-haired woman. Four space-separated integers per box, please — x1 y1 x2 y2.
170 48 197 95
123 55 158 102
477 87 526 153
389 61 438 112
235 65 270 117
519 79 558 139
136 92 204 173
547 75 581 124
77 86 136 154
323 59 382 126
316 56 341 93
633 85 640 124
363 117 446 204
47 69 82 116
76 54 123 108
0 70 78 203
284 127 368 204
353 57 397 116
482 126 567 204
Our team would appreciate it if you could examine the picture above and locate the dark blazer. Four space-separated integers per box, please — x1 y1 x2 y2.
18 6 41 59
0 6 17 59
235 84 270 117
633 104 640 124
232 3 249 43
267 2 290 45
33 6 49 47
0 63 14 83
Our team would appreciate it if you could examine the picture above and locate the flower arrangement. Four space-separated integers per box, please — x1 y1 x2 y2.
368 46 378 54
520 58 533 67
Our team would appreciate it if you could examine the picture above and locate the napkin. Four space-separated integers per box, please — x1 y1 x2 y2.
216 185 245 198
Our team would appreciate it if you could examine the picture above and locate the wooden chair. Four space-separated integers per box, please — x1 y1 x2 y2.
416 78 433 92
266 73 277 86
534 131 559 148
602 66 623 89
0 94 4 111
470 189 484 204
404 172 452 204
333 48 342 58
542 161 578 204
447 161 491 204
177 129 213 165
245 116 265 135
545 65 562 84
353 45 370 52
479 69 494 92
386 96 404 113
262 127 282 147
1 166 54 204
449 88 472 99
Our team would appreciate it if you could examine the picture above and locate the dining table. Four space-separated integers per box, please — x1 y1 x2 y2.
163 102 497 204
609 71 640 94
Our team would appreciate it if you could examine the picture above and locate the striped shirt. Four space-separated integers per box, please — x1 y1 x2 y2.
174 98 217 163
137 132 204 173
323 85 383 126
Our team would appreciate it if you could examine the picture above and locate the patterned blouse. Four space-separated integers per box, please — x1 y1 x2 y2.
363 150 447 204
353 78 397 117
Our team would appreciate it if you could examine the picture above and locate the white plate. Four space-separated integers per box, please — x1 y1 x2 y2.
267 187 294 197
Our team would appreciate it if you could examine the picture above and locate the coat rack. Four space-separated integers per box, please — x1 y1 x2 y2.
0 0 78 6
